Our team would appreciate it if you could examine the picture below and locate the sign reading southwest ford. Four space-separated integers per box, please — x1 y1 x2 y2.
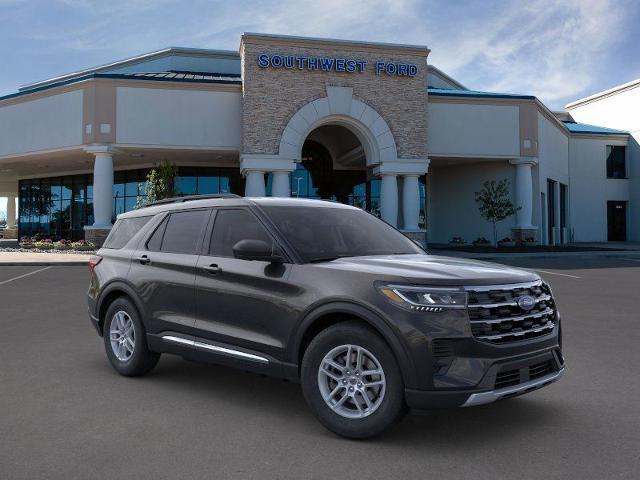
257 53 418 77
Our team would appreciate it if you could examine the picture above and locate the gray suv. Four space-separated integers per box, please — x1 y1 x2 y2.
88 195 564 439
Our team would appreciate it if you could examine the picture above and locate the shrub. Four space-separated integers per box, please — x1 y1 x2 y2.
449 236 466 245
472 237 491 245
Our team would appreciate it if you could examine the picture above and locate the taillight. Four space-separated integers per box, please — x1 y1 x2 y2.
89 255 103 272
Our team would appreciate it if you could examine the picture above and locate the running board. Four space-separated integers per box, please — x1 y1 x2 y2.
161 335 269 364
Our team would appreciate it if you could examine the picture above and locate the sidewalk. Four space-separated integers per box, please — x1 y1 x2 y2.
0 251 92 266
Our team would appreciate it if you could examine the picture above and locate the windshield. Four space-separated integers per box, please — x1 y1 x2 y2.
262 205 424 263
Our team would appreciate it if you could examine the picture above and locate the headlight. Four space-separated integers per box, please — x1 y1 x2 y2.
377 284 467 312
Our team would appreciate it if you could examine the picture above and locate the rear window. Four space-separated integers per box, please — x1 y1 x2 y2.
103 216 152 249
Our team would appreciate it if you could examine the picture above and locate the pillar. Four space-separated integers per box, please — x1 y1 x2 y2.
244 170 266 197
380 174 398 227
92 152 114 227
6 195 16 229
401 175 420 231
83 145 117 247
271 171 291 197
510 158 538 241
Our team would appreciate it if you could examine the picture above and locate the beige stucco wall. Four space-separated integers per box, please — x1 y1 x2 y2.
240 36 428 160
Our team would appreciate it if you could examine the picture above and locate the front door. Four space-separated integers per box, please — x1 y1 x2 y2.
607 201 627 241
194 207 296 359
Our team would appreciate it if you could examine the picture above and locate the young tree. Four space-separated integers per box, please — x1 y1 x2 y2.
138 161 178 207
474 179 520 246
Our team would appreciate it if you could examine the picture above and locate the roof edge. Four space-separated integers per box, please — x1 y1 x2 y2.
19 46 240 92
565 78 640 109
241 32 430 56
427 65 466 90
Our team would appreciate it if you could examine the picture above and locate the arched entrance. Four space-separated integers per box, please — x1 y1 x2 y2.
269 123 382 216
243 86 429 231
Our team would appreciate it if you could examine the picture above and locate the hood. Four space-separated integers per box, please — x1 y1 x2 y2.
315 254 539 286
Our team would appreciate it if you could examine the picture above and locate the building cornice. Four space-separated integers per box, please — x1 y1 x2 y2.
241 32 430 57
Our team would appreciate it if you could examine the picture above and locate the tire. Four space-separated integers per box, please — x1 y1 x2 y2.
301 321 407 439
103 297 160 377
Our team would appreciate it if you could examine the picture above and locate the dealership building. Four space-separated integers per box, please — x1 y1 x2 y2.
0 33 637 245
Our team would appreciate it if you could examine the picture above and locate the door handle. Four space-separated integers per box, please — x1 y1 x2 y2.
202 264 221 274
136 255 151 265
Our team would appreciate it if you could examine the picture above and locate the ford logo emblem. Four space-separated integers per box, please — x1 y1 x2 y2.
517 295 536 311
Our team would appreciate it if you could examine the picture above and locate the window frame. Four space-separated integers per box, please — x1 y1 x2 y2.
203 206 288 261
606 145 627 179
144 208 212 255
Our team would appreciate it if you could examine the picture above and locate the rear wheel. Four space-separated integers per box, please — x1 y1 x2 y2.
103 297 160 376
301 321 406 439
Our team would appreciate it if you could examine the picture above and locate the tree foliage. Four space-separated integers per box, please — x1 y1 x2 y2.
138 161 178 207
474 179 520 246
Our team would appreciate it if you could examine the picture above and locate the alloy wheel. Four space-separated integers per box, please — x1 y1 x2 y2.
109 311 135 362
317 344 386 419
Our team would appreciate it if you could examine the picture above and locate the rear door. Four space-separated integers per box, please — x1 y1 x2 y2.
128 208 211 338
193 207 297 358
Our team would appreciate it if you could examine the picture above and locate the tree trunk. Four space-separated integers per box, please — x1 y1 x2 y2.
492 222 497 247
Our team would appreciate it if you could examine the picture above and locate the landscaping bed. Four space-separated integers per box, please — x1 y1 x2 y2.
430 244 626 253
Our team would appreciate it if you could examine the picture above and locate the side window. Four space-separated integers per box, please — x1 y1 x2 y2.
209 209 273 257
146 209 209 254
146 216 167 252
103 216 152 249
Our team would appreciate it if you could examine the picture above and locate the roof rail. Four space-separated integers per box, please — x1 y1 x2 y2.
142 193 241 208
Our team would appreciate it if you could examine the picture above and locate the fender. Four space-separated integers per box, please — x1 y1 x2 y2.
289 301 419 388
96 280 147 328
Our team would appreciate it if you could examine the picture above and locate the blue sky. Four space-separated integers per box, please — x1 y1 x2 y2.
1 0 639 108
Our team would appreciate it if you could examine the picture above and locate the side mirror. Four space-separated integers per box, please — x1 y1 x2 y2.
232 239 284 263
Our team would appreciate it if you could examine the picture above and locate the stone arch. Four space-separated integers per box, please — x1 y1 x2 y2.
278 86 398 166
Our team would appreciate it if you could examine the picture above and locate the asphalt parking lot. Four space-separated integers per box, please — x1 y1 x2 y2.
1 257 639 479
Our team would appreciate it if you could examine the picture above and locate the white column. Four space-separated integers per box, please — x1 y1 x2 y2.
380 174 398 227
271 171 291 197
244 170 266 197
92 151 114 227
401 175 420 231
511 159 536 229
6 195 16 228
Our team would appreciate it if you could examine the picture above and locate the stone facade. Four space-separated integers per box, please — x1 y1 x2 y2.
240 35 429 161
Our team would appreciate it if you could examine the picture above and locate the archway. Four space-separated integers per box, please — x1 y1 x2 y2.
280 124 382 216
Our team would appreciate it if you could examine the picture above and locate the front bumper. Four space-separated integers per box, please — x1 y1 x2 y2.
405 345 564 411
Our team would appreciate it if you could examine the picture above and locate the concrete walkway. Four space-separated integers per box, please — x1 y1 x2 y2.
0 251 92 265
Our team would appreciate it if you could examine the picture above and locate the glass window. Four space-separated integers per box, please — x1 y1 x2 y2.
262 206 423 263
160 209 209 254
103 216 152 249
606 146 626 179
209 209 273 257
146 217 167 252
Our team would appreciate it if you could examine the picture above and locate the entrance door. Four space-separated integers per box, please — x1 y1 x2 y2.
547 179 556 244
607 201 627 241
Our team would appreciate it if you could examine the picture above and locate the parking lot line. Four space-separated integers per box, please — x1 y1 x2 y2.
0 266 52 286
533 269 581 279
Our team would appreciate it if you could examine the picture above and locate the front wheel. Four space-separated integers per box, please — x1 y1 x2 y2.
103 297 160 376
301 321 406 439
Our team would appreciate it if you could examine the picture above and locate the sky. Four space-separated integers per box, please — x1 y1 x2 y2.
1 0 640 215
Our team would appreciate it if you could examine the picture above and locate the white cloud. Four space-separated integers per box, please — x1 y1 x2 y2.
426 0 631 107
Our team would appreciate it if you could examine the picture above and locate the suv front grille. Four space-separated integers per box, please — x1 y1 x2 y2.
467 281 557 344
